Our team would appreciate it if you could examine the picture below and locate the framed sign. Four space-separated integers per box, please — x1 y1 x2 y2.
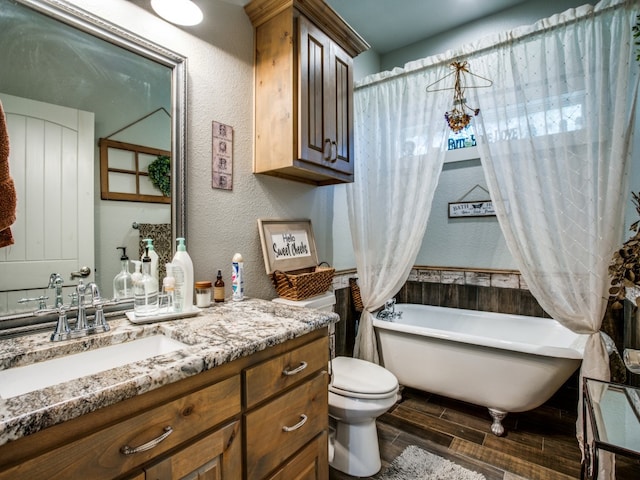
448 200 495 218
257 219 319 274
212 121 233 190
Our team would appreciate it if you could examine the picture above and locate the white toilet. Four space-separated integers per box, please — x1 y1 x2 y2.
272 291 399 477
328 356 399 476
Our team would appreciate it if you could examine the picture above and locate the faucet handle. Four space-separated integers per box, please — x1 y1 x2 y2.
68 292 79 307
50 306 71 342
384 298 396 310
19 296 49 310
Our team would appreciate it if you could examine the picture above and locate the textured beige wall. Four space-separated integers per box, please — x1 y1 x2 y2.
70 0 337 300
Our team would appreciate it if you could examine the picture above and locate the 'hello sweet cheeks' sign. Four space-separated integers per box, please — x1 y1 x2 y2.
258 219 319 274
271 231 311 259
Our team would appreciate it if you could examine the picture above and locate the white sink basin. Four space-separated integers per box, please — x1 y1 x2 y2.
0 334 188 399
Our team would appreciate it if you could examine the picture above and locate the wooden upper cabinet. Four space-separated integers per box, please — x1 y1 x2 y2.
246 0 368 186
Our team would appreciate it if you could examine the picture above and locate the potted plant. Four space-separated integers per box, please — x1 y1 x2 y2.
609 192 640 308
148 155 171 197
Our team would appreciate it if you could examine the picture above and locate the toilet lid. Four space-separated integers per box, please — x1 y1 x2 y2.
329 356 398 399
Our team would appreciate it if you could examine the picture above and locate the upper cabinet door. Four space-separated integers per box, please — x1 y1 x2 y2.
298 16 330 167
298 16 354 178
328 41 354 176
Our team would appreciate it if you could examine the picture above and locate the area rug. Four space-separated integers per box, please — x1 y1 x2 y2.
376 445 487 480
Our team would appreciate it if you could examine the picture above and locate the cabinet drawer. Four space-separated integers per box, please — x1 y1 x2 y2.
244 336 328 408
1 375 241 480
245 372 328 479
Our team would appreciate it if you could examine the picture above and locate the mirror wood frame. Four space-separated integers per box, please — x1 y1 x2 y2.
1 0 187 326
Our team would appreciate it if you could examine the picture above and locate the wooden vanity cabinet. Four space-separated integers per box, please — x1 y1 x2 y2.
245 0 368 185
0 329 329 480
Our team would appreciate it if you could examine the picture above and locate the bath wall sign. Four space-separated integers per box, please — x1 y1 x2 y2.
212 121 233 190
448 200 495 218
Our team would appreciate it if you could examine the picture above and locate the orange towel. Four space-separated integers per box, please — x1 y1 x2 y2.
0 99 17 248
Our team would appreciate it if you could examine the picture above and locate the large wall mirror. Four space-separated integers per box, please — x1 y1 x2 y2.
0 0 186 322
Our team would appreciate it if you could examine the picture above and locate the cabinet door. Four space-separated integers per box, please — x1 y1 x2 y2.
266 431 328 480
298 15 332 167
143 421 241 480
328 42 354 176
298 16 354 178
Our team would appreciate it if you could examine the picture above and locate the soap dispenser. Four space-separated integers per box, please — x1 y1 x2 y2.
113 246 133 300
142 238 159 281
133 248 159 317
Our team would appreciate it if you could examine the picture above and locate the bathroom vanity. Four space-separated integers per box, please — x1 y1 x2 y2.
0 299 337 479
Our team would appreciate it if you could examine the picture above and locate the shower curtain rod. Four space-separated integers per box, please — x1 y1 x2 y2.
354 0 627 91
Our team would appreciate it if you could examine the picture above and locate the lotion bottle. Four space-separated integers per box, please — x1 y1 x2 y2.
172 238 194 311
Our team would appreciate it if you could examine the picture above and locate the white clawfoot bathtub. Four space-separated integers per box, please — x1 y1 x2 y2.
373 303 588 436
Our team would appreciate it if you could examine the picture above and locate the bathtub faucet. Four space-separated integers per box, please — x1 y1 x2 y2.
376 298 402 321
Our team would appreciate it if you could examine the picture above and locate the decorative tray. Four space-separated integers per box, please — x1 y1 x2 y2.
125 306 202 325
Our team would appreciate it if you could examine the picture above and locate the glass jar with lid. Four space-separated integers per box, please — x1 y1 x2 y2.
195 280 212 307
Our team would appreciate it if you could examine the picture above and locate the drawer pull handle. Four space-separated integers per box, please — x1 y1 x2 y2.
282 414 307 432
282 361 307 376
120 426 173 455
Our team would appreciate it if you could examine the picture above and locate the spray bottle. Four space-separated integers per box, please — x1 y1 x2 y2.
232 253 244 301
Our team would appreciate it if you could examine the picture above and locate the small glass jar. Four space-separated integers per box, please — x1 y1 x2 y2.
195 281 212 308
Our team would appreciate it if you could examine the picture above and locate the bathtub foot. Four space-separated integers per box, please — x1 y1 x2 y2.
488 408 508 436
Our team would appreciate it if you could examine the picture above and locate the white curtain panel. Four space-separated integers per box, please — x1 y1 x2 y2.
467 1 638 478
347 65 449 363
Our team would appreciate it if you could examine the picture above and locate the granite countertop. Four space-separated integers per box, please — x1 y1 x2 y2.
0 298 339 447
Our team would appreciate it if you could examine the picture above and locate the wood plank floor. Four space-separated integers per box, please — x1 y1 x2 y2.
329 385 640 480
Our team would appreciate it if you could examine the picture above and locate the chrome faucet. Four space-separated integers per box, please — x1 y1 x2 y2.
74 280 89 333
376 298 403 321
48 273 65 308
32 275 113 341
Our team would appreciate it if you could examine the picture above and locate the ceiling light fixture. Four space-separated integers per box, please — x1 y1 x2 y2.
150 0 203 26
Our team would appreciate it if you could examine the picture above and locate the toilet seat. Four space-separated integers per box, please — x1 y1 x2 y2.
329 356 398 400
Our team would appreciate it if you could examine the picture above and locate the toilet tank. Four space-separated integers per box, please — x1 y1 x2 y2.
271 291 336 312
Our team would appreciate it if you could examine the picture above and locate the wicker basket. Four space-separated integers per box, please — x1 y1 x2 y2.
271 265 335 301
349 277 364 312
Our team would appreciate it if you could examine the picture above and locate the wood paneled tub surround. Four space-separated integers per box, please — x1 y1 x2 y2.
0 299 338 480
